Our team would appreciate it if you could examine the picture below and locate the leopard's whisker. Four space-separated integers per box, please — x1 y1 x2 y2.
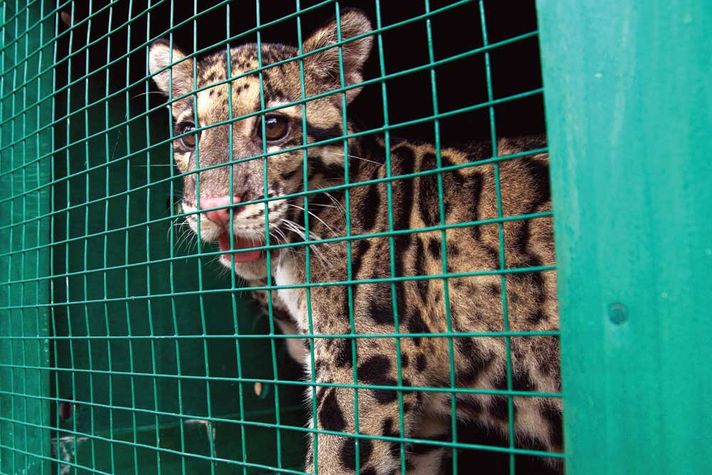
287 203 339 236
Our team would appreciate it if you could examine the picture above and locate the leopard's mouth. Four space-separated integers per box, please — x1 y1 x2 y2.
217 231 263 264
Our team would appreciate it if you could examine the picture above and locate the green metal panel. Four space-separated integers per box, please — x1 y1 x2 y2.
0 1 54 472
537 0 712 473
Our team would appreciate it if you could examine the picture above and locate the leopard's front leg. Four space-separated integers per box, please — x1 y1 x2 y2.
303 339 423 475
283 254 429 473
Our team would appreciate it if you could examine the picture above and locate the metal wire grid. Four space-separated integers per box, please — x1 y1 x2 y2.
0 0 559 473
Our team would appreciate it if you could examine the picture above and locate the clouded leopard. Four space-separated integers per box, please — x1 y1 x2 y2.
149 9 560 474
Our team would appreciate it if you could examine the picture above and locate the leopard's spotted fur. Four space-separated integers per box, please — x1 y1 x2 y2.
150 10 561 474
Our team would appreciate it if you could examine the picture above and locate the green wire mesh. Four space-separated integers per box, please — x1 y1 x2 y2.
0 1 558 473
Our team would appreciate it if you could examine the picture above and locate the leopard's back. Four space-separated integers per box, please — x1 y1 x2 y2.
278 135 561 472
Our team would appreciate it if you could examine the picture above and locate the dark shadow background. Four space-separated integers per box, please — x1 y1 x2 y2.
57 0 545 145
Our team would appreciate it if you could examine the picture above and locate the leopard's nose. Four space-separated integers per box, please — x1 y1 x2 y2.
200 195 241 226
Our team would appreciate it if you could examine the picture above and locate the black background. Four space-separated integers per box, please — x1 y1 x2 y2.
57 0 545 145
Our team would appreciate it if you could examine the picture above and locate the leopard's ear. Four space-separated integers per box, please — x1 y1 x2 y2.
302 9 372 103
149 39 195 108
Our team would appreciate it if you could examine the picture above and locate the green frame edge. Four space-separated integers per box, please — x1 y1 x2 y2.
0 1 54 472
537 0 712 473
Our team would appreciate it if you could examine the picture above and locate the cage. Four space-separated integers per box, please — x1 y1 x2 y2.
0 0 710 474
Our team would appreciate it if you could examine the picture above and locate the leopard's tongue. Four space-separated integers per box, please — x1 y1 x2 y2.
218 233 262 263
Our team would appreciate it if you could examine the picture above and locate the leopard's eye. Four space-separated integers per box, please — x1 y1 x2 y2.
177 122 196 149
262 114 290 142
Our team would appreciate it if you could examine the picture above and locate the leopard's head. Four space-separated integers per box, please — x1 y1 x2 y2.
149 10 372 279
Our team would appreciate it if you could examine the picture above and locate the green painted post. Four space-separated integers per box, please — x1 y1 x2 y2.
0 1 54 472
537 1 712 473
